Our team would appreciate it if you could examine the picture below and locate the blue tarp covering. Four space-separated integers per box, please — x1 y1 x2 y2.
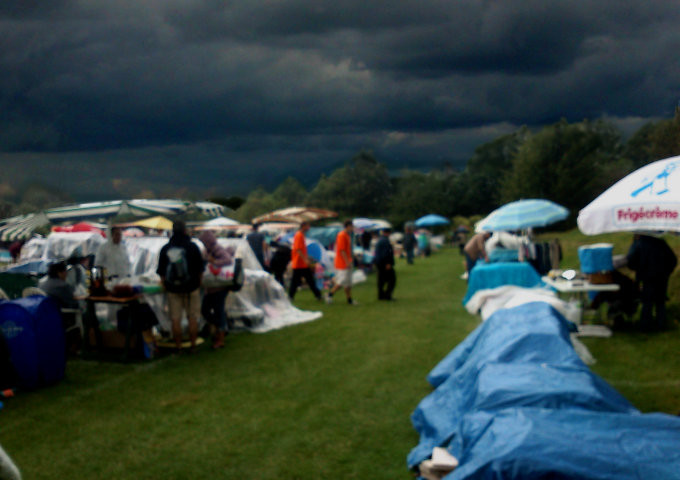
408 362 637 468
463 261 542 304
2 260 50 275
427 302 579 388
487 248 519 263
448 408 680 480
409 301 680 478
306 226 342 248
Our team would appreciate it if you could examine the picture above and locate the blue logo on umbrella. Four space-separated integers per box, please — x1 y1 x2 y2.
631 163 676 198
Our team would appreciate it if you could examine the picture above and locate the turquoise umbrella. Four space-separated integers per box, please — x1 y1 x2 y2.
476 199 568 232
414 214 450 228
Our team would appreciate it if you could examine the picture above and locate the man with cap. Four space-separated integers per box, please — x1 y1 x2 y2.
157 221 204 353
373 227 396 300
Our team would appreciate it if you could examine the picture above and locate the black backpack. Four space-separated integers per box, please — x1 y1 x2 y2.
165 246 191 290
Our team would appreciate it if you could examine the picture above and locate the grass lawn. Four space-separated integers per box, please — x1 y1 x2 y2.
2 232 679 479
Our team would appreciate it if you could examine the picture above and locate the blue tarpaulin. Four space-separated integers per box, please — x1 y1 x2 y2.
487 248 519 263
408 362 637 468
409 301 680 479
463 261 543 304
2 260 50 275
306 226 342 248
448 408 680 480
427 302 579 388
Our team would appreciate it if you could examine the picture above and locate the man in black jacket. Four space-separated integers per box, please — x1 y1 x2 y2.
374 228 396 300
157 221 204 352
626 234 677 331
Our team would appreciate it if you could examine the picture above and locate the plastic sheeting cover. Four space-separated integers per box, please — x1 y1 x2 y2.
128 237 321 333
12 232 321 334
44 232 105 260
446 408 680 480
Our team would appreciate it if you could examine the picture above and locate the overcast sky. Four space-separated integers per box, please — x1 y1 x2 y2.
1 0 679 201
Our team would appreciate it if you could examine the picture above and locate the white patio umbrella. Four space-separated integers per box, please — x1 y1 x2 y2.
202 216 239 227
369 219 392 231
475 199 569 232
353 218 375 230
578 155 680 234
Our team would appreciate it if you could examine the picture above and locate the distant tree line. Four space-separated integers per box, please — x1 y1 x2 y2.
1 111 678 228
233 111 680 227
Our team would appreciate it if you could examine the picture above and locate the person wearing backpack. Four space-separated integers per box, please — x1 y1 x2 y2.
157 221 204 353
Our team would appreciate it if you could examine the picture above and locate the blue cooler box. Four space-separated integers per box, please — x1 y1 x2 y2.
578 243 614 274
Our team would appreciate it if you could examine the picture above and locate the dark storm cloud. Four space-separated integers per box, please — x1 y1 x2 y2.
1 1 679 198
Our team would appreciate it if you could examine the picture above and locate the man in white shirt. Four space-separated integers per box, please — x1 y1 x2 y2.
95 227 131 282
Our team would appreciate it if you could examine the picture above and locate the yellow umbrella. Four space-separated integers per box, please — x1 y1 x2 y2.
133 215 173 230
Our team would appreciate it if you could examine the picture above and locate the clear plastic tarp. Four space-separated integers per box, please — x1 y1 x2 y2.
9 232 322 334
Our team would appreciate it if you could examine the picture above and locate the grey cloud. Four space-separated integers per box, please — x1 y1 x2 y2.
1 0 679 198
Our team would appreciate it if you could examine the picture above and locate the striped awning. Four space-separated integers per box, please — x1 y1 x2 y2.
0 214 48 241
0 199 225 241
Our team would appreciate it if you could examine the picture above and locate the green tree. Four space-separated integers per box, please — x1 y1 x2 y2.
500 119 626 212
17 183 73 214
0 200 14 219
625 109 680 168
390 169 461 226
271 177 308 206
308 151 392 217
234 187 280 223
207 196 245 211
458 128 529 215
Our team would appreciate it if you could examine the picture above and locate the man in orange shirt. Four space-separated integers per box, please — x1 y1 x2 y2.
326 220 356 305
288 221 322 301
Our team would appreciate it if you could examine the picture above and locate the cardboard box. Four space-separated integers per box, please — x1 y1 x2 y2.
88 329 138 350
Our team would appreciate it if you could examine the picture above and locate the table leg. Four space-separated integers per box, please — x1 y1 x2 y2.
83 300 103 356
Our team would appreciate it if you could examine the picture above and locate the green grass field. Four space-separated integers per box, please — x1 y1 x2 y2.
1 232 679 479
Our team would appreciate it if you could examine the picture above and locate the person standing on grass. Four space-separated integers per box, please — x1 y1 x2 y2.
157 221 204 353
626 234 677 331
374 227 396 300
326 220 357 305
288 221 322 301
199 230 233 349
95 226 131 283
246 223 269 270
403 225 417 265
463 231 491 276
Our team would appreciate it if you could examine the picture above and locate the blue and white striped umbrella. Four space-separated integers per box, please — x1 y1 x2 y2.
476 199 569 232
